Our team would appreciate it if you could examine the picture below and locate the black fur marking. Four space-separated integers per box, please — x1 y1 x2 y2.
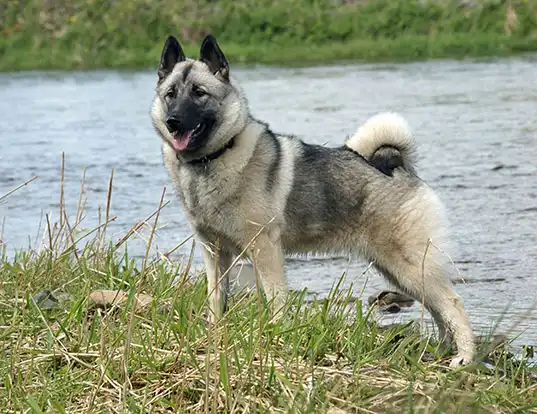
284 142 368 250
158 36 185 83
167 97 217 152
182 63 193 83
343 145 401 177
172 97 200 130
370 145 404 177
266 131 282 193
199 34 229 80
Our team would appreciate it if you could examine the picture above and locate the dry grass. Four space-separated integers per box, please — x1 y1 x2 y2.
0 169 536 413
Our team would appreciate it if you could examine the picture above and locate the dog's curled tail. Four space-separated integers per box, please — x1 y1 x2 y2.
345 112 417 176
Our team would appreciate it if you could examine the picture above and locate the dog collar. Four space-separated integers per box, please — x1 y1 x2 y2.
179 137 236 165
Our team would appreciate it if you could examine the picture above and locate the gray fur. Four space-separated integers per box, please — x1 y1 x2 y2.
265 130 282 193
151 35 475 367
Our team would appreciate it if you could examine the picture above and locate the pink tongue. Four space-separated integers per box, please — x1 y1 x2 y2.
172 131 193 151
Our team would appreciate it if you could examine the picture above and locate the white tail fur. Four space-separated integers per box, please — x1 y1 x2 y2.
345 112 418 170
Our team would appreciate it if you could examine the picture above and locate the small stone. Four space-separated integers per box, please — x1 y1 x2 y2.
523 345 535 359
383 303 402 314
368 290 415 313
32 289 72 310
491 163 517 171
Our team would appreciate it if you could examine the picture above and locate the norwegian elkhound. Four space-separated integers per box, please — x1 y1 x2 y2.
151 34 475 366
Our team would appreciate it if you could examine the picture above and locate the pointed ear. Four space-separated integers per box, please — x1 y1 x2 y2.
199 34 229 81
158 36 185 83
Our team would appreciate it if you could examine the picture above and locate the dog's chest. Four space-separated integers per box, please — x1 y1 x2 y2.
184 176 233 219
164 163 239 226
162 146 280 247
163 148 225 210
175 171 273 244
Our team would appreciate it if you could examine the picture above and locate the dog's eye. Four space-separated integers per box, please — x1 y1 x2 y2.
165 88 176 101
192 85 207 98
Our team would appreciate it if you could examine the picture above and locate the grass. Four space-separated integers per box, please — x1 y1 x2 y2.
1 0 537 72
1 167 537 413
2 34 537 73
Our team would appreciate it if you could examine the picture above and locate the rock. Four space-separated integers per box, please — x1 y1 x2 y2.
32 289 58 310
523 345 535 359
452 277 506 285
368 290 415 313
382 303 402 313
88 290 154 313
491 163 517 171
32 289 73 310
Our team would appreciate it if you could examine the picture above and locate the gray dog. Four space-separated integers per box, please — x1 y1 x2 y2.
151 34 475 367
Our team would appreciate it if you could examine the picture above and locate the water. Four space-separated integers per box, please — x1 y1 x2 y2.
1 57 536 348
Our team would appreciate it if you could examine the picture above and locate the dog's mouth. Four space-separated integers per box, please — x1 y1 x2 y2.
171 122 206 151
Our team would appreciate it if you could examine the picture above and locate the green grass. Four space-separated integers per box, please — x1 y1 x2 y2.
2 34 537 73
1 0 537 71
1 170 536 412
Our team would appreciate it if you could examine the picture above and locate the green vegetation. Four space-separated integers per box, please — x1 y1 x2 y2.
1 173 536 412
1 0 537 71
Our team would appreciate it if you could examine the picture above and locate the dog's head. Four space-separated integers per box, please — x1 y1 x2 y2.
151 35 248 159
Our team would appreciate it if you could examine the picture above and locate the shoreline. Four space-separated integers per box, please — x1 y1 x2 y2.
2 34 537 73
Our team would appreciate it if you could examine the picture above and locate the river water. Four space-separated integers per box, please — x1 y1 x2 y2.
1 56 536 349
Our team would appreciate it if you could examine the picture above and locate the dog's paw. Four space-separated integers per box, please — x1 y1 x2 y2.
449 354 473 368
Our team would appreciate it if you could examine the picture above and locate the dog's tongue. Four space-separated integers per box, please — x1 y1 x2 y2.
172 130 193 151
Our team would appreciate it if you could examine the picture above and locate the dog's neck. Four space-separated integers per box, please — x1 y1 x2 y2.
178 137 236 165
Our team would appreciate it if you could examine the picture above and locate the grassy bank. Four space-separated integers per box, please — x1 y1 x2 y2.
1 176 537 413
1 0 537 71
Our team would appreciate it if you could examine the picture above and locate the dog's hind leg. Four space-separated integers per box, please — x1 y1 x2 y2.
376 247 475 367
368 183 475 367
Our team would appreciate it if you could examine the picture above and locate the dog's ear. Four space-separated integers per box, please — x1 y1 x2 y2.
199 34 229 81
158 36 186 83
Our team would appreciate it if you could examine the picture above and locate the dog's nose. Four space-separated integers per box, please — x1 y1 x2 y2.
165 116 181 132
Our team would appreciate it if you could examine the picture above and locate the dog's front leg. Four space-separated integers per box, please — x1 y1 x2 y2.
200 238 233 324
250 231 288 316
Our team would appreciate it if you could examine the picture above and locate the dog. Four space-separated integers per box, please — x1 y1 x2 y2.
150 34 475 367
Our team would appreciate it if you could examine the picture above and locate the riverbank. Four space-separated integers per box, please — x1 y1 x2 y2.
1 0 537 71
1 186 536 412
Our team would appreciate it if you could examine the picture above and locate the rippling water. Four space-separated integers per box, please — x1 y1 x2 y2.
1 56 536 347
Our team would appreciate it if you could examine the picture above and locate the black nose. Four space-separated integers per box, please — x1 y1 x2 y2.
165 116 182 133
